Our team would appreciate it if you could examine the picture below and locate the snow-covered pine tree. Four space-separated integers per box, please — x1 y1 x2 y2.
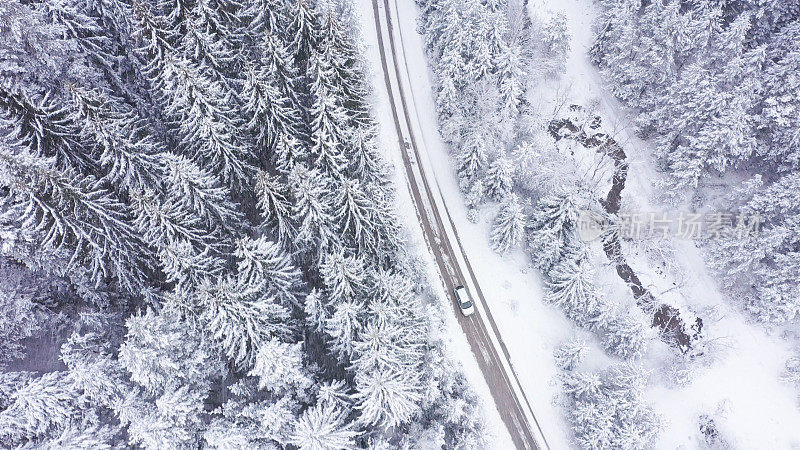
307 53 348 176
330 178 377 254
0 371 78 446
255 170 296 244
318 11 370 126
287 0 319 69
325 300 363 359
484 155 514 201
304 289 328 333
118 308 223 394
554 338 588 371
347 126 386 185
179 8 237 79
159 152 243 234
260 27 301 102
351 320 419 376
249 338 313 395
289 165 337 259
353 367 422 429
38 0 121 89
0 144 152 295
320 250 366 305
0 0 492 447
490 193 527 254
602 311 650 360
546 250 603 327
527 191 583 272
241 64 299 159
157 239 223 289
561 363 661 449
239 0 283 49
195 271 293 369
0 261 45 365
234 236 302 305
708 173 800 323
759 22 800 169
155 54 255 188
289 403 357 450
495 42 526 115
130 187 224 270
130 0 173 65
456 131 489 185
0 1 87 91
65 85 161 191
0 87 95 173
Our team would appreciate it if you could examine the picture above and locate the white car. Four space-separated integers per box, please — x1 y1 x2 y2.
455 286 475 316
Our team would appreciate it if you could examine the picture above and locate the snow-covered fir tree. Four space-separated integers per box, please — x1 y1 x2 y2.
490 193 527 254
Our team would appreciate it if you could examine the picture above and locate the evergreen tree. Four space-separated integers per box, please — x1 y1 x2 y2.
602 312 650 360
249 338 312 395
307 50 348 177
255 170 295 244
160 152 243 233
353 367 422 429
196 273 292 369
241 64 299 158
65 85 161 191
0 372 78 445
289 165 337 257
119 308 222 394
330 178 376 253
320 250 365 304
156 54 254 187
546 250 603 327
130 188 222 264
554 338 588 371
495 43 526 114
234 236 302 305
484 155 514 201
527 191 583 272
0 145 151 294
325 300 363 359
347 126 386 184
0 260 45 365
0 87 95 173
287 0 319 67
490 194 526 254
290 403 357 450
456 131 488 184
561 363 661 449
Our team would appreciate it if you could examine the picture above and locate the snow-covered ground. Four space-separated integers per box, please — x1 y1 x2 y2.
357 0 800 446
530 0 800 447
351 0 515 447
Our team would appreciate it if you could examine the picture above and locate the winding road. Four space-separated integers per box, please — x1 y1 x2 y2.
368 0 548 448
